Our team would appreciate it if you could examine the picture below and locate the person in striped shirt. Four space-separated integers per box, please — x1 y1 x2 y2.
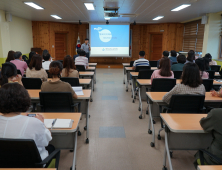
132 51 149 70
75 51 89 69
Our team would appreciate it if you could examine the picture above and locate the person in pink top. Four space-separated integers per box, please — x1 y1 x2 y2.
10 51 28 76
151 57 174 84
195 58 209 79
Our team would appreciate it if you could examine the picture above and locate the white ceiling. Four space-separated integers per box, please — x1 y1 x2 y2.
0 0 222 23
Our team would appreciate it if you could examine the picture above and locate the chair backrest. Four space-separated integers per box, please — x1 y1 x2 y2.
168 94 205 113
46 70 52 78
22 78 42 89
58 60 63 64
172 62 178 65
135 66 150 72
210 65 221 72
149 61 158 67
206 70 215 79
40 92 74 112
75 65 86 72
130 61 134 67
202 79 214 92
173 71 183 79
60 77 80 86
138 69 154 79
0 138 42 168
151 78 176 92
17 70 22 75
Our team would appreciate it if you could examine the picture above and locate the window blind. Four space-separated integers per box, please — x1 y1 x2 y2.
182 20 205 52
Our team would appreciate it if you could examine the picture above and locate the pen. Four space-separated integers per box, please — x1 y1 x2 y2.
51 119 57 131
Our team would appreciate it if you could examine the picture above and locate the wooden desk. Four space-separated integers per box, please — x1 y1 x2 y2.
198 166 222 170
88 63 97 67
122 63 130 84
48 79 91 86
0 169 56 170
27 90 91 143
161 114 212 170
86 67 96 84
146 92 222 148
79 72 94 92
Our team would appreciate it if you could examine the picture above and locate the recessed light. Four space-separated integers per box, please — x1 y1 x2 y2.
171 4 191 11
153 16 164 20
84 3 95 10
51 15 62 19
24 2 44 10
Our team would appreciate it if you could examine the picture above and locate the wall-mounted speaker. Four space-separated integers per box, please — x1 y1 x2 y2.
5 12 12 22
201 15 208 24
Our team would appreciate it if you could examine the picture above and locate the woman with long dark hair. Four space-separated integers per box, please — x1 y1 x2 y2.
5 50 15 62
62 55 79 78
185 50 195 64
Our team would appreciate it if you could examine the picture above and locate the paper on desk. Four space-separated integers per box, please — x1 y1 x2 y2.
44 119 54 128
72 86 84 95
44 119 73 128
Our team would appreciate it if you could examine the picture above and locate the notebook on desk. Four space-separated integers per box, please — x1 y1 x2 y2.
72 86 84 95
44 119 74 128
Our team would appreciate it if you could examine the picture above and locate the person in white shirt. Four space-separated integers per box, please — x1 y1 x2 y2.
132 51 149 70
42 52 52 70
75 51 89 69
0 83 53 161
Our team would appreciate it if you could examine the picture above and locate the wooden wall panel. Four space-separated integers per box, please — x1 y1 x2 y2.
32 22 184 64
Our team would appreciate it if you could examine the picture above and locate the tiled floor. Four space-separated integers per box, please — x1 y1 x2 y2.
59 68 197 170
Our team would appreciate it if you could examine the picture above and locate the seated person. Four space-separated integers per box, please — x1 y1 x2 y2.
74 49 82 61
171 54 186 71
205 53 217 65
42 52 52 70
10 51 28 76
162 63 205 104
151 57 174 84
41 61 77 99
195 58 209 79
27 51 36 65
169 50 177 63
0 62 23 86
75 51 89 69
26 54 48 81
0 83 52 161
194 108 222 167
132 51 149 70
157 51 172 68
5 50 15 62
62 55 79 78
203 56 211 71
185 50 195 64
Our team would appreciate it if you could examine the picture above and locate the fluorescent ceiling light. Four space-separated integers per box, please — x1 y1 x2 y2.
153 16 164 20
171 4 191 11
51 15 62 19
104 17 110 20
24 2 44 10
84 3 95 10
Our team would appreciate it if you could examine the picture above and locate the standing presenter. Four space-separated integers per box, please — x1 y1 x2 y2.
81 38 91 61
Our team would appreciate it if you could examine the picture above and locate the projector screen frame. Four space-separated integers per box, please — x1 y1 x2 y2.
89 22 131 57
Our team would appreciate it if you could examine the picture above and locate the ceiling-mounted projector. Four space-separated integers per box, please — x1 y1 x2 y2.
104 7 119 19
104 8 119 13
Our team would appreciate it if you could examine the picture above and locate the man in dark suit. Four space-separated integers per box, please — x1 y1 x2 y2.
73 49 82 61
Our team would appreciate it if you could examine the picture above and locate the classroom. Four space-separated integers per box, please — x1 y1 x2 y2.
0 0 222 170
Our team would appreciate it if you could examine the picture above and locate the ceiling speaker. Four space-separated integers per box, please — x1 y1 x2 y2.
201 15 208 24
5 12 12 22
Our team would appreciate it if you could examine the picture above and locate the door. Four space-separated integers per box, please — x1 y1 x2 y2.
150 34 163 61
55 33 67 60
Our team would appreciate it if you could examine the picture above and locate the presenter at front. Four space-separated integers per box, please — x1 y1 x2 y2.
81 38 90 61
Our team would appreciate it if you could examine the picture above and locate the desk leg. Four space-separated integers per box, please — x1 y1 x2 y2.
123 67 125 84
164 131 173 170
163 144 167 169
72 131 77 170
85 99 89 144
132 78 135 103
94 69 96 84
92 75 94 91
148 103 155 147
139 87 143 119
90 84 93 102
126 71 128 92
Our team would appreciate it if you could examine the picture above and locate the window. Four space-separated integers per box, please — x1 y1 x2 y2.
182 20 205 53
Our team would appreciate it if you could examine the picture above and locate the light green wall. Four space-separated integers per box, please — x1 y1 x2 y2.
202 13 221 59
0 9 33 66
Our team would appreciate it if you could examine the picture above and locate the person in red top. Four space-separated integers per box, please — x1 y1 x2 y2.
10 51 28 76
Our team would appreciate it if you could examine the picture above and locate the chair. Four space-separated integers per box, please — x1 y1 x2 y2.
138 69 154 79
149 61 158 67
172 62 178 65
151 78 176 92
202 79 214 92
61 77 80 86
135 66 150 72
173 71 182 79
0 138 60 168
17 69 22 75
58 60 63 64
198 149 222 165
46 70 52 78
22 78 42 89
76 65 85 71
130 61 134 67
157 94 205 140
207 70 215 79
210 65 221 72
